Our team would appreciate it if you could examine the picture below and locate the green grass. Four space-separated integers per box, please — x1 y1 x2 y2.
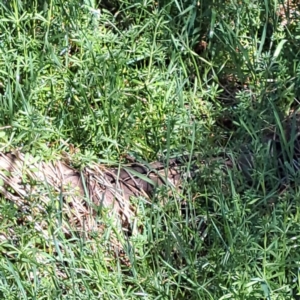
0 0 300 299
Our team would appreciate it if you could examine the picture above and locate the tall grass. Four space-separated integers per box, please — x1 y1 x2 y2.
0 0 300 299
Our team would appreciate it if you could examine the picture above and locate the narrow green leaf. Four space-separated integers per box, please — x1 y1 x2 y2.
123 167 156 186
273 39 287 59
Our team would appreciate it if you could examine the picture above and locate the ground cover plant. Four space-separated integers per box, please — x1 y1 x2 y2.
0 0 300 299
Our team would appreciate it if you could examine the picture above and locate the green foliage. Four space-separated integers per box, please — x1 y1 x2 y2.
0 0 300 299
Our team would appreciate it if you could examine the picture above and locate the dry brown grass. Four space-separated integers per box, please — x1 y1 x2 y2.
0 151 184 242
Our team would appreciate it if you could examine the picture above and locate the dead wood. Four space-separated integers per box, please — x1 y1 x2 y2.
0 151 184 241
